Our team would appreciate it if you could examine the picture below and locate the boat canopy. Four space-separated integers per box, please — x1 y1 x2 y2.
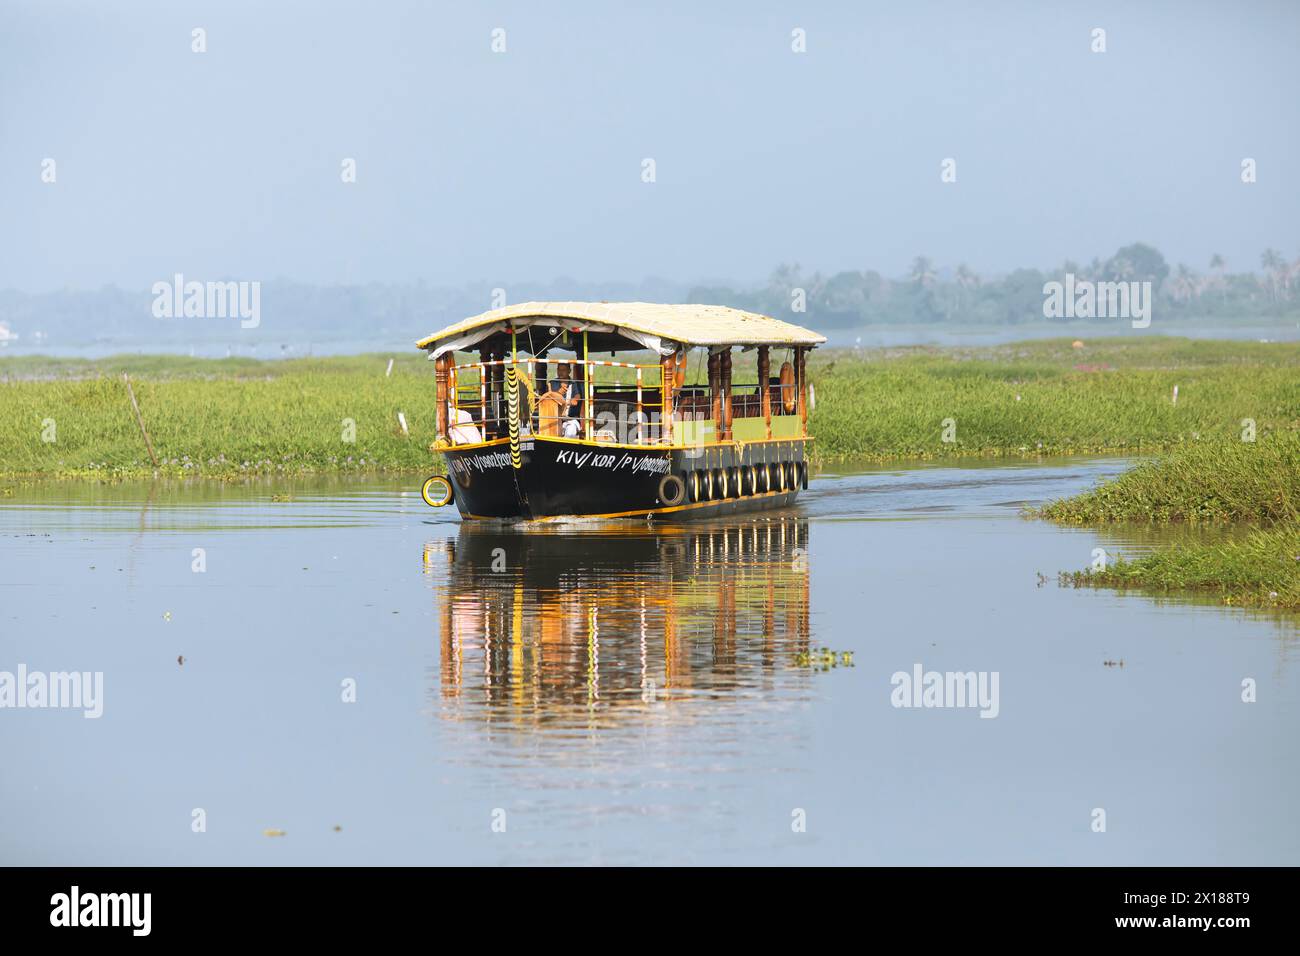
415 301 826 358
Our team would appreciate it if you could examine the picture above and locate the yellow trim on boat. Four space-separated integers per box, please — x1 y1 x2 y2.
461 486 799 522
442 434 813 454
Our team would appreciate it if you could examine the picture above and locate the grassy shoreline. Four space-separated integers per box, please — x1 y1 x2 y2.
3 336 1297 481
0 354 441 481
810 337 1299 464
1060 527 1300 610
1038 434 1300 524
1041 435 1300 609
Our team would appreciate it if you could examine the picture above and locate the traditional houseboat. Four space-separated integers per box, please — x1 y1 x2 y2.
415 302 824 520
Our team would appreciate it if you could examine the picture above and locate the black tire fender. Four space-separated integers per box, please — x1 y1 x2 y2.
658 473 686 507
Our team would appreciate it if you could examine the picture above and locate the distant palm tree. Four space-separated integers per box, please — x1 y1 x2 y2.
953 264 979 317
770 262 803 290
1209 254 1226 303
909 256 936 287
1261 249 1285 301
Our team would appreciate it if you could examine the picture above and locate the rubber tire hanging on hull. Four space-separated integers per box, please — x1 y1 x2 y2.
421 475 454 507
658 473 686 506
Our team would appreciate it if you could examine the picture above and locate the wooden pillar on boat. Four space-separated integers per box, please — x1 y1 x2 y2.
488 348 503 440
535 356 548 402
708 350 721 439
581 331 592 439
496 349 507 438
449 363 459 430
557 361 572 419
434 353 450 441
796 347 808 436
721 349 733 441
478 350 488 439
482 348 494 439
758 346 772 440
634 365 644 444
660 352 675 444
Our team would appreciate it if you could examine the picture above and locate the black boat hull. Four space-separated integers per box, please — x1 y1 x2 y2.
440 436 808 521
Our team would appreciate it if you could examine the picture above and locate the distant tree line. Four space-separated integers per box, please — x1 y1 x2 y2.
4 244 1299 349
688 244 1300 327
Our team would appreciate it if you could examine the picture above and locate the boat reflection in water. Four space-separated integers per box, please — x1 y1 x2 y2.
425 516 812 729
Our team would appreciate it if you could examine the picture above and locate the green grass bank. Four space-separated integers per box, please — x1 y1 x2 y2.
1041 432 1300 610
1039 433 1300 524
1 336 1297 480
1060 527 1300 610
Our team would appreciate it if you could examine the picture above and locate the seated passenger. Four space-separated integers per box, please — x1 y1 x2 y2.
537 387 570 436
537 369 581 437
449 408 482 445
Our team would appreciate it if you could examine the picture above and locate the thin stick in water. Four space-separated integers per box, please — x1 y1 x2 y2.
123 374 160 468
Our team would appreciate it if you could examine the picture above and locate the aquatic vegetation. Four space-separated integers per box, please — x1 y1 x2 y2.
1044 431 1300 610
809 337 1300 463
1038 433 1300 524
1061 528 1300 609
793 648 855 670
1 337 1297 478
0 354 443 479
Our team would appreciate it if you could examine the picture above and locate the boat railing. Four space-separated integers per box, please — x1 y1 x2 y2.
729 381 799 418
448 358 673 446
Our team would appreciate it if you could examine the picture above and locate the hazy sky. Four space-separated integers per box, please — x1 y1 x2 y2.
3 0 1297 293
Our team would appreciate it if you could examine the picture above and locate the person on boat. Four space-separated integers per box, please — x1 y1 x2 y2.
449 407 481 444
552 363 583 437
535 363 580 437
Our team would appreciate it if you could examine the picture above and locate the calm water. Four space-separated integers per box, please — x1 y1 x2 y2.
1 459 1296 865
